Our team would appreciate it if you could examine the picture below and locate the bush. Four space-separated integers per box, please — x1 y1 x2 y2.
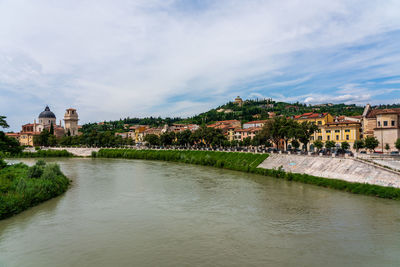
0 160 70 219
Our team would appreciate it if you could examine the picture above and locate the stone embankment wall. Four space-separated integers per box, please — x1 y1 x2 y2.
258 154 400 188
45 147 100 157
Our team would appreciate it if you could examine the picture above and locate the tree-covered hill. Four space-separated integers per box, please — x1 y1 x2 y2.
80 98 397 134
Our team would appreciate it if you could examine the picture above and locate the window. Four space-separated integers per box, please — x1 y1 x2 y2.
318 136 322 140
335 130 340 133
310 136 314 140
384 121 388 126
378 121 381 126
318 121 322 125
346 135 349 140
336 135 339 140
345 129 350 132
327 136 330 141
326 130 331 133
392 120 395 126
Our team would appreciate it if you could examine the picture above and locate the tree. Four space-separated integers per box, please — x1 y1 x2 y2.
49 122 54 135
0 117 22 154
243 137 251 147
353 139 364 152
396 138 400 151
0 131 22 154
364 136 379 152
176 130 192 146
385 143 390 153
313 140 323 151
144 134 160 146
291 139 300 150
341 141 350 150
259 117 285 149
160 132 175 146
33 129 51 146
0 115 9 128
325 140 336 151
295 121 318 151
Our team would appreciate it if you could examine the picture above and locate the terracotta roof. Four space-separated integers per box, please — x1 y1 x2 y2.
243 120 268 124
366 108 400 118
294 113 328 119
325 120 361 126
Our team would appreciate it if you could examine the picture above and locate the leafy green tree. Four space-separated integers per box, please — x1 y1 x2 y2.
295 121 318 151
364 136 379 152
313 140 323 151
353 140 364 151
0 132 22 154
243 137 251 147
291 139 300 150
396 138 400 151
160 132 175 146
259 117 285 149
144 134 160 146
176 130 192 146
49 122 54 135
325 140 336 151
0 115 9 128
341 141 350 150
34 129 51 146
385 143 390 153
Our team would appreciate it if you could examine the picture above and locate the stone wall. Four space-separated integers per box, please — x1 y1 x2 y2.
258 154 400 188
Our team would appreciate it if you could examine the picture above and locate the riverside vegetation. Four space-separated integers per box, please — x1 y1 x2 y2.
0 158 70 220
95 149 400 200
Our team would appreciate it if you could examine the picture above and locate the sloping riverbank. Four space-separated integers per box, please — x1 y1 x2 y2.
95 149 400 200
259 154 400 188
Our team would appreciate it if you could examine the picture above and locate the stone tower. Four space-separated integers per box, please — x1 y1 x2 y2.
64 108 79 136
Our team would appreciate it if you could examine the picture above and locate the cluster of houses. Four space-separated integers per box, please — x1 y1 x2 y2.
117 104 400 152
114 123 201 143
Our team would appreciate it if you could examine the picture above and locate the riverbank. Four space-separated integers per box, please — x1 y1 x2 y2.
259 154 400 188
95 149 400 199
5 149 73 158
0 159 70 220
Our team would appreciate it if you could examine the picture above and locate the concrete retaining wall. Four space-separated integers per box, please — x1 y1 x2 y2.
258 154 400 188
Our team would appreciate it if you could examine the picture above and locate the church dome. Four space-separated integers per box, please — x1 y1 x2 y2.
38 106 56 119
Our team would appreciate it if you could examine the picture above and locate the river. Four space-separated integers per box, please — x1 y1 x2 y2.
1 158 400 266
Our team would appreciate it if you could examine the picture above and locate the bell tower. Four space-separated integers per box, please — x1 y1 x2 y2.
64 108 79 136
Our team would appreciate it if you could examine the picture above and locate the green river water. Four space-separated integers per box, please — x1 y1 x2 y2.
1 158 400 266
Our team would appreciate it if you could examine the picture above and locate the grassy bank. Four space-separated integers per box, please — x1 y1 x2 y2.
95 149 400 200
5 149 73 158
0 159 70 219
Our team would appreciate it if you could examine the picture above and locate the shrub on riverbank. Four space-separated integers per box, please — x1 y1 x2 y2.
0 160 70 220
7 149 73 158
96 149 400 200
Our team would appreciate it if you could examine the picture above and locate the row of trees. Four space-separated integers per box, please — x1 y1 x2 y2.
257 117 318 151
33 129 135 147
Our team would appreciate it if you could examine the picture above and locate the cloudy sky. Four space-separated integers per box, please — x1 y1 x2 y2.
1 0 400 131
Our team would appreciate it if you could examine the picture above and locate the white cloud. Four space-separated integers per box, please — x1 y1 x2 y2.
1 0 400 130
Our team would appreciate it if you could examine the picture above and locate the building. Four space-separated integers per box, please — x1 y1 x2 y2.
9 106 80 146
243 120 268 129
316 121 362 148
362 105 400 151
234 96 243 107
64 108 79 136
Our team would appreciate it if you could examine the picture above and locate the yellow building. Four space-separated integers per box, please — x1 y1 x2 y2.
319 121 362 146
294 112 334 143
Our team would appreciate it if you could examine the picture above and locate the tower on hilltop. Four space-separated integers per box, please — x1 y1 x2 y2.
64 108 79 136
234 96 243 107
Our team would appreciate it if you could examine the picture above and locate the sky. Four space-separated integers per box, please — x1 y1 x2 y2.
1 0 400 131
